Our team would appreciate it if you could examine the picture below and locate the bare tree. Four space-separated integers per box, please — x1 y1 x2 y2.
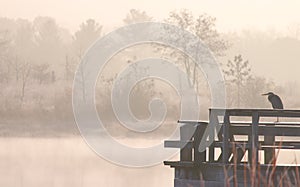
0 59 11 84
20 61 32 102
194 14 228 56
12 56 21 82
0 31 10 49
64 55 72 81
163 9 229 90
32 63 51 84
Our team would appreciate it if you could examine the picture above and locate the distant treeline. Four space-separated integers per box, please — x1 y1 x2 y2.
0 9 299 136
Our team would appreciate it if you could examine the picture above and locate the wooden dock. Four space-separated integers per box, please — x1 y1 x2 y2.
164 109 300 187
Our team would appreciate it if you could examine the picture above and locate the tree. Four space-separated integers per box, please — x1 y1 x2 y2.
123 9 153 25
72 19 102 102
12 56 20 82
166 10 228 56
19 61 32 102
0 30 11 84
223 54 251 107
10 20 36 83
194 14 228 56
14 19 36 59
0 31 9 49
0 17 16 46
73 19 102 57
0 18 15 84
163 9 229 90
64 55 75 81
33 16 64 65
32 63 51 84
34 17 61 47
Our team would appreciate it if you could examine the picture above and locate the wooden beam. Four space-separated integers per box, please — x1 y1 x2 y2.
264 122 275 164
249 112 259 166
222 113 230 164
164 141 193 149
208 111 219 162
210 108 300 118
229 126 300 136
194 122 208 163
180 124 196 161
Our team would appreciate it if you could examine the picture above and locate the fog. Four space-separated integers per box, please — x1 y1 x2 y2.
1 1 300 186
1 137 300 187
0 137 173 187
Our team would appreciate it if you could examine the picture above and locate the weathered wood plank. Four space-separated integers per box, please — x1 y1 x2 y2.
264 122 275 164
180 124 197 161
213 142 300 150
208 111 219 162
164 141 193 149
222 113 230 164
210 108 300 118
249 112 259 166
175 179 225 187
166 109 300 187
194 122 208 163
178 120 209 124
229 126 300 136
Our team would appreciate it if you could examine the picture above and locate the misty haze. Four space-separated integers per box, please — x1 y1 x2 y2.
1 1 300 187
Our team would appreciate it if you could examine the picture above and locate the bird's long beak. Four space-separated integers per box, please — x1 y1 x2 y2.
262 93 268 96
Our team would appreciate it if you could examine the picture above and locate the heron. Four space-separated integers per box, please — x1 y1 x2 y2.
262 92 283 122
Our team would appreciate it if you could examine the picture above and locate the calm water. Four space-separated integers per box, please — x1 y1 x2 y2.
0 137 173 187
1 137 300 187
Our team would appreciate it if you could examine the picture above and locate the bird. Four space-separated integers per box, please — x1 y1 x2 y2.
262 92 283 122
262 92 283 109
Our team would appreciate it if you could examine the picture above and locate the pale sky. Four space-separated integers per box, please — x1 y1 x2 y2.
1 0 300 34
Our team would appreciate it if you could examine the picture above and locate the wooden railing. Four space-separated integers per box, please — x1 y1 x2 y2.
164 121 208 163
165 109 300 166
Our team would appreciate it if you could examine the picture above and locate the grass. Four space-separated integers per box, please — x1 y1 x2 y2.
218 141 300 187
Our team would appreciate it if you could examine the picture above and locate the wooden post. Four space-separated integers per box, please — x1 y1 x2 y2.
264 124 275 164
249 112 259 166
194 122 208 163
208 133 215 162
180 124 195 161
222 113 230 164
208 111 219 162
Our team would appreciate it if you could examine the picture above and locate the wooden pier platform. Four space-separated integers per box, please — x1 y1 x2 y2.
164 109 300 187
